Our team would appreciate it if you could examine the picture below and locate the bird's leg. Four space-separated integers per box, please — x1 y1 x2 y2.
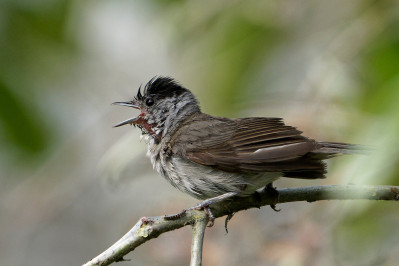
164 192 238 227
263 183 280 212
190 192 239 210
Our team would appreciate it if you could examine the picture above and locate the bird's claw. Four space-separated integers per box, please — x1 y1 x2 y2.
264 183 281 212
270 204 281 212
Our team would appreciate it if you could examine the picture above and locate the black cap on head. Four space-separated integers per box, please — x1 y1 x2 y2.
136 76 189 101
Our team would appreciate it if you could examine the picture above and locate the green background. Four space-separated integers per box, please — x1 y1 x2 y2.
1 0 399 265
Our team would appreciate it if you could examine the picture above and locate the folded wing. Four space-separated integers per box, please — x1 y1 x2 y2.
170 114 331 179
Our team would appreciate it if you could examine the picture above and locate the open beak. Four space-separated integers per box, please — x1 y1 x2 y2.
112 101 140 127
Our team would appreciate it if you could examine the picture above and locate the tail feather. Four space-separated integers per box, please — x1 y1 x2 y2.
312 141 368 159
282 141 368 179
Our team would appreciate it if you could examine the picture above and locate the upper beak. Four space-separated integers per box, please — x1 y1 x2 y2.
112 101 140 127
112 101 140 108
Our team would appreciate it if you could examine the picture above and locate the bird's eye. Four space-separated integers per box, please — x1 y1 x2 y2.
145 98 154 106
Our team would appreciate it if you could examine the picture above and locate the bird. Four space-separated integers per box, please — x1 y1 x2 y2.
113 76 358 221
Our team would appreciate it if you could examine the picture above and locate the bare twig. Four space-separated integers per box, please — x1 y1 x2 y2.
190 214 209 266
83 184 399 266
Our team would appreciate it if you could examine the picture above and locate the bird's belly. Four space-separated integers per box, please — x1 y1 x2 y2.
156 155 281 199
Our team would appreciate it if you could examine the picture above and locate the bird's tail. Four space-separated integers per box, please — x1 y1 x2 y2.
282 141 368 179
312 141 368 159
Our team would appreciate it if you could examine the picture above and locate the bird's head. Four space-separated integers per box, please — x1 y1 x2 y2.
113 76 201 142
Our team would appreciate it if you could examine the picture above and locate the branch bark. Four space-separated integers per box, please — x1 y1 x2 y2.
83 184 399 266
190 214 208 266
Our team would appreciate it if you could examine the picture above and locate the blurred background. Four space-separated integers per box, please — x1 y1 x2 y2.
1 0 399 265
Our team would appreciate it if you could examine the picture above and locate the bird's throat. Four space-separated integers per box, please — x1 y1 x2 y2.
135 115 162 143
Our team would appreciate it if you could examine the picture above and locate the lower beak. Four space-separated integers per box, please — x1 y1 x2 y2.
113 117 139 127
112 101 140 127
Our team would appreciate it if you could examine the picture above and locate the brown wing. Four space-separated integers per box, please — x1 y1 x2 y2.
170 114 326 179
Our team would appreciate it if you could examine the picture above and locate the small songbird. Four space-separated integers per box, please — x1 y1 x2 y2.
113 77 357 217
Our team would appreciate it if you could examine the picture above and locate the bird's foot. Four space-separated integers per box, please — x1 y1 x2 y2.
188 192 238 227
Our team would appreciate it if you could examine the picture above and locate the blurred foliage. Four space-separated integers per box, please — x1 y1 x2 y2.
0 80 46 154
0 0 75 160
163 2 285 116
360 18 399 115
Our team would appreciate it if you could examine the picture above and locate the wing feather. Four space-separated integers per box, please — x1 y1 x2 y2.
170 114 325 178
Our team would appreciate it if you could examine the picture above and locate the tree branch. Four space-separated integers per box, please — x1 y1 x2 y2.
190 214 208 266
83 184 399 266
